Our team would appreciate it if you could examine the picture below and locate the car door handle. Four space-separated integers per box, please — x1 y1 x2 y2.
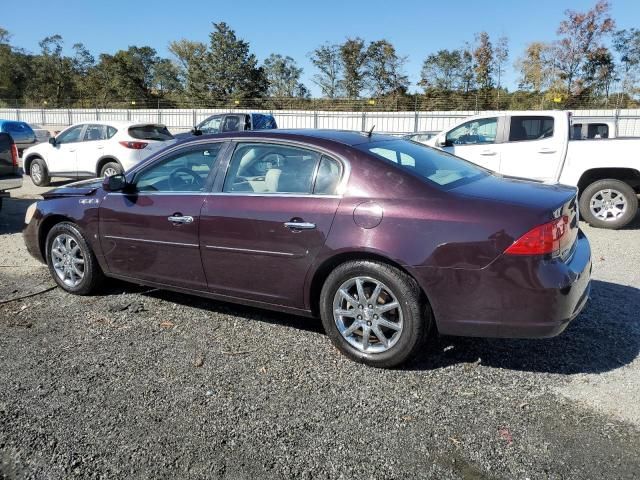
480 150 496 156
538 148 556 154
284 221 316 230
168 215 194 224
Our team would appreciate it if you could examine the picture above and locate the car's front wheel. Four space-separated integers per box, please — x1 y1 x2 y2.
320 260 430 368
46 222 103 295
30 158 50 187
579 179 638 229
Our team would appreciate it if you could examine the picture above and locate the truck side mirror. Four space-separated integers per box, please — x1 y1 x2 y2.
48 137 57 146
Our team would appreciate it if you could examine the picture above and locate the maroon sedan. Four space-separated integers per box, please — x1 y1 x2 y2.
23 130 591 367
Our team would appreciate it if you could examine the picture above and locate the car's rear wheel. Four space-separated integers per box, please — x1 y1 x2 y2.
100 161 122 178
46 222 103 295
320 260 430 368
580 179 638 229
30 158 50 187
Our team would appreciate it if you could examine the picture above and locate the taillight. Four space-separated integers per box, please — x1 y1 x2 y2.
10 143 18 167
505 215 570 256
119 141 148 149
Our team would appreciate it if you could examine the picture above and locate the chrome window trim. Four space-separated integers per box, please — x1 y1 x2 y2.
105 191 341 199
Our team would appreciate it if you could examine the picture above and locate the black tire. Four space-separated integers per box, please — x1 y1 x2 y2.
579 179 638 229
319 260 431 368
100 161 122 178
30 158 50 187
45 222 103 295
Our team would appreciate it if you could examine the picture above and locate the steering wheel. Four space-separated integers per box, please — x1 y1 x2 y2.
168 167 204 191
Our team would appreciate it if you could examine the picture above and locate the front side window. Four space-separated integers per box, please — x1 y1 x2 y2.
446 118 497 145
199 116 222 134
135 144 223 192
357 139 488 189
509 116 554 141
56 125 84 144
83 124 106 142
223 143 321 194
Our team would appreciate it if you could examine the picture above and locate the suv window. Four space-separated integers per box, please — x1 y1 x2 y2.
83 124 106 142
223 143 320 194
3 122 30 133
128 125 173 141
509 116 554 141
56 125 84 144
136 144 223 192
199 116 222 134
107 126 117 139
446 118 497 145
222 115 245 132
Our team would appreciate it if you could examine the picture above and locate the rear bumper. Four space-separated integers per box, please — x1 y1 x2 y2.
414 230 592 338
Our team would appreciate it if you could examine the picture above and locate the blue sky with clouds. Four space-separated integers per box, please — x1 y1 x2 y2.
3 0 639 95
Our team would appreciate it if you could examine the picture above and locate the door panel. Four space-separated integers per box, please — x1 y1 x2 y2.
49 125 84 175
199 195 340 307
100 194 207 289
498 116 564 181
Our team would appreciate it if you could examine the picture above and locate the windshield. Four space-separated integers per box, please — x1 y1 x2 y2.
357 139 488 189
128 125 174 141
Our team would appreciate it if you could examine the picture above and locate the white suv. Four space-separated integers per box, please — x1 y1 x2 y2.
23 121 175 186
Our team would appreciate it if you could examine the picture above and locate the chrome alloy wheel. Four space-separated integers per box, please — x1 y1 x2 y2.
50 233 85 288
333 276 404 354
590 188 627 222
31 162 42 184
103 167 118 177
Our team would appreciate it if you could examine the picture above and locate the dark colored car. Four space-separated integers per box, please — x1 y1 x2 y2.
23 130 591 367
0 132 22 210
0 120 36 154
174 112 277 139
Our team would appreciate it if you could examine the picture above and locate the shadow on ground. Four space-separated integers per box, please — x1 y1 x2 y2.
0 198 37 234
100 277 639 375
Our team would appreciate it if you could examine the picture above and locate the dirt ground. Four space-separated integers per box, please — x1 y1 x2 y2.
1 177 639 479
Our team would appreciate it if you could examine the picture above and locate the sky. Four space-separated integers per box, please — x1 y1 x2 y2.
3 0 640 95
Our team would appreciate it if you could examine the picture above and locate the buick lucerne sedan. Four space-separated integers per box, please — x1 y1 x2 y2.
23 130 592 367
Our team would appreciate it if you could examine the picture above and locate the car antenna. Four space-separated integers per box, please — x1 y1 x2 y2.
366 125 375 137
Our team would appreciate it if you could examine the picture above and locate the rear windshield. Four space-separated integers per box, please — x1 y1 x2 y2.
3 122 32 133
356 139 488 189
128 125 173 141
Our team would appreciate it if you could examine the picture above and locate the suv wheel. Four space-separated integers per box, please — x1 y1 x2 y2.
46 222 103 295
319 260 430 368
30 158 50 187
580 179 638 229
100 161 122 178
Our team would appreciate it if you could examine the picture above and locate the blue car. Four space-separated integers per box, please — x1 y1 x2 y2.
0 120 36 154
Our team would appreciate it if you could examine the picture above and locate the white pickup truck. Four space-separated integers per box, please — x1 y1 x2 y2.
426 110 640 229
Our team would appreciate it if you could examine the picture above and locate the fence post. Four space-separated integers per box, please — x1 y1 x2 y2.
68 108 73 126
41 108 46 126
361 111 366 132
96 107 100 121
15 107 20 122
157 98 161 124
414 96 419 133
313 100 318 129
614 108 620 138
192 109 197 127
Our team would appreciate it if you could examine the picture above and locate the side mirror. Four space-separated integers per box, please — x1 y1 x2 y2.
191 126 202 136
437 137 452 148
102 173 127 192
48 137 57 146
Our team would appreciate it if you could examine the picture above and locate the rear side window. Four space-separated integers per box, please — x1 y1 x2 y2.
509 116 554 141
313 156 342 195
128 125 173 141
587 123 609 139
221 115 245 132
83 124 106 141
252 114 277 130
107 126 117 138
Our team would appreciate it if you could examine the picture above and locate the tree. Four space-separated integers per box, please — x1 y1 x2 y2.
460 46 475 93
153 58 182 97
516 42 555 92
339 37 367 98
473 32 493 90
365 40 409 97
555 0 615 95
0 27 32 102
26 35 76 105
419 50 463 91
613 29 640 97
584 47 617 99
206 22 266 100
169 39 209 101
494 36 509 91
310 43 342 98
263 54 305 97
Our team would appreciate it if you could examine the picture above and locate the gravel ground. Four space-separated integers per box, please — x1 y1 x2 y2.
1 178 639 479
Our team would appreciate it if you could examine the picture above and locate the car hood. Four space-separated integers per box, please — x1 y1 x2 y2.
42 178 103 199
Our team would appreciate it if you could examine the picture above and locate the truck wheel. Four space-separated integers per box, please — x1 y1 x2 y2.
30 158 50 187
579 179 638 229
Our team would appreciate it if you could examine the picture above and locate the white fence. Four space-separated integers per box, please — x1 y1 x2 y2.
1 107 640 136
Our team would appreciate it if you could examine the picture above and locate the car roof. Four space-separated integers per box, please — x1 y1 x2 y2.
176 129 399 147
64 120 166 128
